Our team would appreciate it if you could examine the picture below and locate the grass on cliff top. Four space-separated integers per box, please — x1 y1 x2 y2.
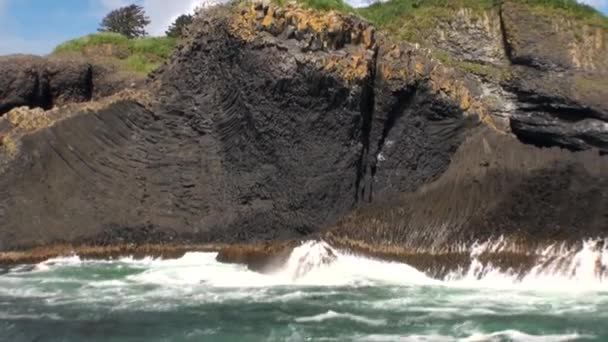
512 0 608 29
357 0 608 35
276 0 607 41
273 0 354 12
359 0 496 27
53 33 177 74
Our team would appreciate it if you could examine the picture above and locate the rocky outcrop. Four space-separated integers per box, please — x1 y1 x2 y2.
328 126 607 249
0 55 144 116
404 1 608 152
499 3 608 152
0 2 606 275
501 2 608 73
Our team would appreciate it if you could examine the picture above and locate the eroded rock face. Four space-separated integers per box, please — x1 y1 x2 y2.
428 7 507 65
0 3 606 259
328 127 608 251
0 4 464 250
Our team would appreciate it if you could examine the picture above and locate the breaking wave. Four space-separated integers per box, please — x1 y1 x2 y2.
295 310 387 326
2 239 607 340
19 238 608 291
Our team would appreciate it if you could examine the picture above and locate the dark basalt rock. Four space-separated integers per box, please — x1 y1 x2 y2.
329 127 608 251
499 3 608 152
0 3 606 258
0 5 468 250
0 55 144 116
0 55 93 115
216 243 295 273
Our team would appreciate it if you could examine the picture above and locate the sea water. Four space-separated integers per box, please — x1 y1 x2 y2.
1 241 607 341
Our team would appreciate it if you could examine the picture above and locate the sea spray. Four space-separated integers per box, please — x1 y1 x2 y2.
444 238 607 291
1 239 607 341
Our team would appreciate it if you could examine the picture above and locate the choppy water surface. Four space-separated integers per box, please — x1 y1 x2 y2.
1 241 607 341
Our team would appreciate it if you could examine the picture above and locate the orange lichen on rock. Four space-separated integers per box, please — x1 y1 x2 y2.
230 2 375 51
376 41 505 133
429 67 502 131
325 51 374 82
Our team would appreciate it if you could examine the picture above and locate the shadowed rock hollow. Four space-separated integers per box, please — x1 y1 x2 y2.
0 55 144 116
0 2 606 270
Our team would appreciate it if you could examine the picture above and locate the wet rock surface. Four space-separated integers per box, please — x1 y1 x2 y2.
0 2 606 265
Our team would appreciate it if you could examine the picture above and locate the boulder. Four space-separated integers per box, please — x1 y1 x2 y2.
0 55 145 116
0 55 92 115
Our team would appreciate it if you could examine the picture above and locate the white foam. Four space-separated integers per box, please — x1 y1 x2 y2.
445 238 608 292
0 312 63 321
13 238 608 294
353 331 592 342
295 310 387 326
462 330 593 342
120 241 435 289
353 334 453 342
268 241 437 287
36 255 82 269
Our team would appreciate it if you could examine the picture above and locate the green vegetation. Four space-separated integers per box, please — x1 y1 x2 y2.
435 51 512 81
166 14 194 38
356 0 607 44
54 32 131 52
53 33 177 74
356 0 608 35
99 4 151 38
519 0 608 28
50 0 608 75
273 0 353 12
359 0 496 28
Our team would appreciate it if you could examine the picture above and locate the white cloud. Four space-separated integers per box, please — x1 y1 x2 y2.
141 0 202 36
578 0 607 8
95 0 210 36
98 0 133 11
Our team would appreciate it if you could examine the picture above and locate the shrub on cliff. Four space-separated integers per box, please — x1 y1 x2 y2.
98 4 151 38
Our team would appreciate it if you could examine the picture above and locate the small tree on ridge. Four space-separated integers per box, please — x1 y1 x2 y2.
99 4 151 38
166 14 193 38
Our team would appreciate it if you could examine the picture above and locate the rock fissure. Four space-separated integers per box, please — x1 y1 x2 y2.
355 46 378 204
498 4 513 64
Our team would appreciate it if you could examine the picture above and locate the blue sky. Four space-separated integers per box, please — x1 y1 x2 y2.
0 0 202 55
0 0 607 55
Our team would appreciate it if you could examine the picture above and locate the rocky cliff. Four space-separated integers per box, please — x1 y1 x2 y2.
0 1 606 273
